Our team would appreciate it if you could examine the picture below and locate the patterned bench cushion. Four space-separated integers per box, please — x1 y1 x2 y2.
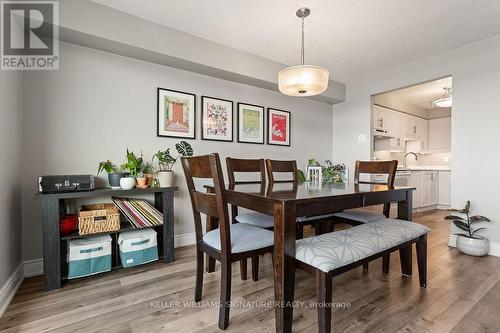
295 219 430 273
333 208 386 223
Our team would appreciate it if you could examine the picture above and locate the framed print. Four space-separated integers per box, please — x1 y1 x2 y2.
237 103 265 144
267 108 291 146
201 96 233 142
157 88 196 139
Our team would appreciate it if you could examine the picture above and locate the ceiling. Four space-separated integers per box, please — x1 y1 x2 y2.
92 0 500 84
376 77 452 111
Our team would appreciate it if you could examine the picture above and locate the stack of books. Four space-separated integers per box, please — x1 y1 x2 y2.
112 197 163 228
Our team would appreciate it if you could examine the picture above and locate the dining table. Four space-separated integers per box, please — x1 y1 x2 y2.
207 181 414 333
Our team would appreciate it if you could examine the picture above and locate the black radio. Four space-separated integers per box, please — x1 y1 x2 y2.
38 175 95 193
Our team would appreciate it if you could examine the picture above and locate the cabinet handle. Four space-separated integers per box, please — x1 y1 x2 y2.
380 118 383 127
413 125 417 134
421 141 424 149
397 138 401 146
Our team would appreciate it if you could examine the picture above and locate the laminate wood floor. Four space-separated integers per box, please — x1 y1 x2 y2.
2 210 499 333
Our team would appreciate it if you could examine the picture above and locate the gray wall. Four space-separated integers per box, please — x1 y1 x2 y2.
21 42 333 261
0 71 23 284
333 34 500 248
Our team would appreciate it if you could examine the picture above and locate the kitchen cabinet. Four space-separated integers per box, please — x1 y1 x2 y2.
422 171 438 207
408 172 423 209
429 117 451 152
373 105 392 131
438 171 451 207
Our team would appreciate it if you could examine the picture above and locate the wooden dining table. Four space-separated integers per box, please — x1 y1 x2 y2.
207 181 414 333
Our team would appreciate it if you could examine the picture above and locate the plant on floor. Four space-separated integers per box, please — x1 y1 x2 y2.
446 200 491 256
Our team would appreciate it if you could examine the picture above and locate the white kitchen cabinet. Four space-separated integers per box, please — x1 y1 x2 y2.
373 105 392 131
438 171 452 207
408 171 423 209
422 171 438 207
429 117 451 152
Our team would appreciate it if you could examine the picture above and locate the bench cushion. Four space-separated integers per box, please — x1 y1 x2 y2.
295 219 430 272
235 212 274 229
203 223 274 253
333 208 386 223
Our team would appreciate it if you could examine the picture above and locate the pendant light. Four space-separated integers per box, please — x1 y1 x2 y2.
278 7 329 97
432 87 453 108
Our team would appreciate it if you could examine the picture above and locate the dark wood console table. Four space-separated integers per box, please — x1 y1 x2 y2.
37 186 177 291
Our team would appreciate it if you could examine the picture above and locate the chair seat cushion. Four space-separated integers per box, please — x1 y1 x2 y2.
333 208 386 223
296 213 336 223
295 218 430 273
203 223 274 253
235 212 274 229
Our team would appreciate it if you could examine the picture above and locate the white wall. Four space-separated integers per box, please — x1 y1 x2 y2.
0 71 23 285
21 42 333 261
333 34 500 245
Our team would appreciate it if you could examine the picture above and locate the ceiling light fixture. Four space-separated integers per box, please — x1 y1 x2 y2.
432 87 453 108
278 7 329 97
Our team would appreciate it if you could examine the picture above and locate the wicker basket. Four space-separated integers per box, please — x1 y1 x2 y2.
78 203 121 235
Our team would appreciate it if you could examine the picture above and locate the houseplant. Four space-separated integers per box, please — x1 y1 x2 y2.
142 162 155 186
446 200 491 256
119 149 144 189
307 159 347 183
97 160 127 189
153 141 193 187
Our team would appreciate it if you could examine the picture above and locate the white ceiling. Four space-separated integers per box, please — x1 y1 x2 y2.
376 77 452 111
92 0 500 84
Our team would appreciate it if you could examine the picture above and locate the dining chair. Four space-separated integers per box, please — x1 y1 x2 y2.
226 157 274 281
265 159 336 238
181 153 274 330
332 160 398 271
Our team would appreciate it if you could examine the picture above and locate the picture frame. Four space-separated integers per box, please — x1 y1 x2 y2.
237 103 265 144
201 96 233 142
157 87 196 139
267 108 291 146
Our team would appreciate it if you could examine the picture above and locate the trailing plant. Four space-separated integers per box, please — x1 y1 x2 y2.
97 160 119 175
297 170 306 183
445 200 490 238
120 149 144 177
153 141 193 171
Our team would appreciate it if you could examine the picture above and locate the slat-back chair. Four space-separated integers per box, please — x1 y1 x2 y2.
182 154 274 330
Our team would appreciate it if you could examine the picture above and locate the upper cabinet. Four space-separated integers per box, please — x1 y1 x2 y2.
429 118 451 152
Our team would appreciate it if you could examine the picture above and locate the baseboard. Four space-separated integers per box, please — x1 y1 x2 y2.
23 259 44 277
448 234 500 257
173 232 196 248
0 264 24 318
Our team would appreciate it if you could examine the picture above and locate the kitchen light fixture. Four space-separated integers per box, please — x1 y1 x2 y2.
278 7 329 97
432 87 453 108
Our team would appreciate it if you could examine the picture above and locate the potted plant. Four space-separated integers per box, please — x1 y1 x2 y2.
446 200 491 256
97 160 128 189
142 162 155 187
119 149 144 189
136 172 148 188
153 141 193 187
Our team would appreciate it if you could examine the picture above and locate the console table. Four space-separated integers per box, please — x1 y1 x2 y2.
37 186 177 291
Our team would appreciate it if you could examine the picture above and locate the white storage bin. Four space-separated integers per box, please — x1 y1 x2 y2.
118 228 158 268
68 234 112 279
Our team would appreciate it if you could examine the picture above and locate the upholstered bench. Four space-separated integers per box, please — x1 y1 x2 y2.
295 218 430 333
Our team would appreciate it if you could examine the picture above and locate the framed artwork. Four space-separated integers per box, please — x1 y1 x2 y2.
267 108 291 146
157 87 196 139
237 103 265 144
201 96 233 142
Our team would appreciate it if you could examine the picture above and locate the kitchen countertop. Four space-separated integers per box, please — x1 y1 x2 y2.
399 166 452 171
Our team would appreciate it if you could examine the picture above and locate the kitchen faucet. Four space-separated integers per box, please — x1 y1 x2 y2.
403 152 418 169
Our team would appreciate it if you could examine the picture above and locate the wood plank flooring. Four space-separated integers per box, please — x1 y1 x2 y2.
2 210 499 333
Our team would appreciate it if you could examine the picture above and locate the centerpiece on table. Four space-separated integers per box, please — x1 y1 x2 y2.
307 159 348 183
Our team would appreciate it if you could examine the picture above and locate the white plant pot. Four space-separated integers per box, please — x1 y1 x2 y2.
157 171 174 187
456 235 489 256
119 177 136 190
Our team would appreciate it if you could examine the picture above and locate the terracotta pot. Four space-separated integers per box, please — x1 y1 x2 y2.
136 177 148 188
144 173 154 186
456 234 488 256
156 170 174 187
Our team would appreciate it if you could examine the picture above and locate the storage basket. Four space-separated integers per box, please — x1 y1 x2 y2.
78 203 120 235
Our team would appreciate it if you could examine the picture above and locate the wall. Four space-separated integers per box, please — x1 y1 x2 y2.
333 34 500 248
0 71 23 287
21 42 334 261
